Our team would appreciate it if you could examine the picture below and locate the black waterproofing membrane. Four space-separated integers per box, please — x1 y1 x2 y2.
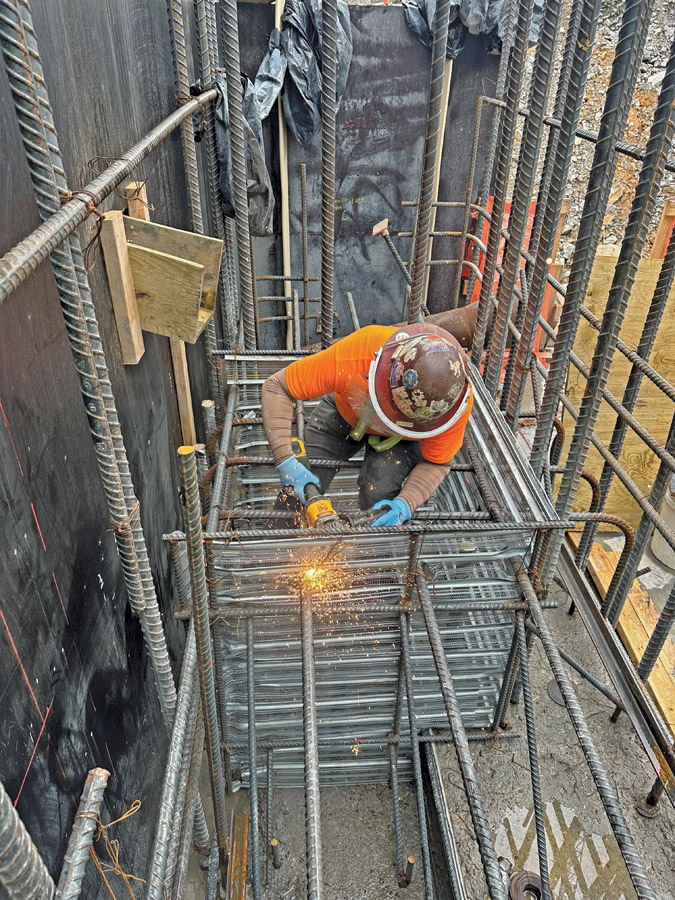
403 0 542 58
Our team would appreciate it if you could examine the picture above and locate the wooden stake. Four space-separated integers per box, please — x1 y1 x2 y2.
125 183 197 445
651 197 675 260
100 210 145 365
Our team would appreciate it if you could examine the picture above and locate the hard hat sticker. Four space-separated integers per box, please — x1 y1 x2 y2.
402 369 418 388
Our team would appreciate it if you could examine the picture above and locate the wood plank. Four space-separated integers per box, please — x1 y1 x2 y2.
126 243 205 342
126 183 196 446
568 532 675 735
228 813 249 900
100 210 145 365
651 197 675 260
170 339 197 445
562 253 675 528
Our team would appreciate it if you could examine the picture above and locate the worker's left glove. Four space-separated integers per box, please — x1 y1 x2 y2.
371 497 411 527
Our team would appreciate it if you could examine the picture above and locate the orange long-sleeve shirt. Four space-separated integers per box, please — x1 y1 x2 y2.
285 325 473 464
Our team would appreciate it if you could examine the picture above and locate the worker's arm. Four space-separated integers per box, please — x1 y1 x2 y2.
261 368 296 465
398 459 453 513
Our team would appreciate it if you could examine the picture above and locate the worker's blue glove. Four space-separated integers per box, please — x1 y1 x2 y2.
276 456 320 504
371 497 411 527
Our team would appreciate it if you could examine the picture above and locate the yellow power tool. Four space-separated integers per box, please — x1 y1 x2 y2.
291 437 341 529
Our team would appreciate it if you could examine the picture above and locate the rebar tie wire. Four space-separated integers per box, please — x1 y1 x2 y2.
56 768 110 900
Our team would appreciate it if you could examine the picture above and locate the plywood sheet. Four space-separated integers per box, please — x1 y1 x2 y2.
561 254 675 528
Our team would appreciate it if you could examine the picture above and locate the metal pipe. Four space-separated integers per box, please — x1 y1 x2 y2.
145 626 198 900
516 565 657 899
320 0 338 346
483 0 564 397
346 291 360 331
219 0 257 349
407 0 453 322
399 612 435 898
246 618 262 899
56 768 109 900
0 779 55 900
300 588 324 900
416 577 507 899
515 615 551 900
177 448 229 875
529 0 654 479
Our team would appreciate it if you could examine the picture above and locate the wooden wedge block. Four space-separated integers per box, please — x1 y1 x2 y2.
100 210 145 365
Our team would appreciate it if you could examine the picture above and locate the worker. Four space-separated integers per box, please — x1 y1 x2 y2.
261 322 473 526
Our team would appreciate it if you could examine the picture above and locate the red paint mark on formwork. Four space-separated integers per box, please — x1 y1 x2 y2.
104 742 117 777
0 398 24 477
13 700 52 807
52 572 69 624
0 607 44 724
30 502 47 552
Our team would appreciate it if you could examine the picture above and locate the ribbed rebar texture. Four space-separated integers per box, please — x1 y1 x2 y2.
0 0 179 724
145 626 198 900
172 708 207 900
492 624 520 729
417 578 508 900
529 0 653 478
219 0 257 349
483 0 561 397
320 0 338 345
407 0 452 323
0 779 55 900
247 618 262 900
543 23 674 588
637 583 675 680
470 0 534 364
300 590 325 900
575 41 675 567
265 748 274 886
399 612 435 899
516 566 656 900
388 743 405 879
56 768 109 900
515 616 551 900
504 0 594 424
177 448 229 869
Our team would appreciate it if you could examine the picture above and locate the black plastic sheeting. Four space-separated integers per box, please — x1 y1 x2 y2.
403 0 542 58
252 0 352 148
214 72 275 236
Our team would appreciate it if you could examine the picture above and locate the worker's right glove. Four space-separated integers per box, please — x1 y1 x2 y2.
276 456 320 504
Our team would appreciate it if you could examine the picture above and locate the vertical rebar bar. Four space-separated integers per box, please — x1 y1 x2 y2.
247 618 262 900
145 626 198 900
320 0 338 346
529 0 654 479
0 779 55 900
56 768 109 900
425 741 468 900
542 25 674 588
265 748 274 886
417 578 507 900
301 162 311 346
470 0 535 365
637 582 675 680
407 0 452 323
172 707 207 900
399 611 435 899
300 588 324 900
492 622 521 729
516 565 657 900
605 409 675 621
177 448 229 875
388 742 405 881
219 0 257 348
483 0 563 397
0 0 178 726
575 172 675 565
515 615 551 900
